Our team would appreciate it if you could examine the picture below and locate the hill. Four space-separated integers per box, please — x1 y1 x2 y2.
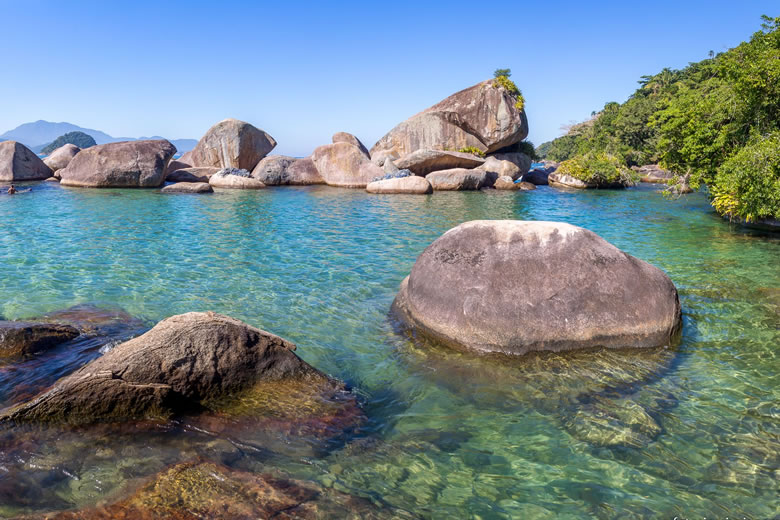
40 131 97 154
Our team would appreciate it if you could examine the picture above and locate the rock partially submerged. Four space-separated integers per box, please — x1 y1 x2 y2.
209 169 266 189
0 141 52 181
371 79 529 158
394 149 485 176
366 176 432 194
166 167 220 183
59 140 176 188
188 118 276 171
0 321 80 358
392 220 682 355
548 172 595 189
43 144 80 174
493 176 522 190
312 141 383 188
479 156 521 181
161 182 213 194
0 312 339 425
426 168 487 191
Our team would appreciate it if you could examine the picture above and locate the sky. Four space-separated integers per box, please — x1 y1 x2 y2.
0 1 776 156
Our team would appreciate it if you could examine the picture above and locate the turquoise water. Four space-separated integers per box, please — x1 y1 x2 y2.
0 182 777 518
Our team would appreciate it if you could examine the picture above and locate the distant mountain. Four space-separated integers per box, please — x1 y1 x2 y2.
0 120 196 154
40 131 97 154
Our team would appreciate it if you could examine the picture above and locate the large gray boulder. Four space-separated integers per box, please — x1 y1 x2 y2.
0 141 52 181
43 144 80 174
392 220 682 356
332 132 370 158
371 79 529 159
286 156 326 185
189 119 276 171
366 176 432 194
166 167 220 183
395 149 485 176
312 142 383 188
489 152 532 178
426 168 487 191
0 312 336 425
251 155 325 185
0 321 80 357
59 140 176 188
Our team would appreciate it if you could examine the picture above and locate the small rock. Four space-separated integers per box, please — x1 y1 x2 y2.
161 182 213 194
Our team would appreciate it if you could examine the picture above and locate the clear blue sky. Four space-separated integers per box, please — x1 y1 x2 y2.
1 1 776 156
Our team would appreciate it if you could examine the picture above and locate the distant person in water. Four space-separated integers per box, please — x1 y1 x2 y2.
7 185 16 195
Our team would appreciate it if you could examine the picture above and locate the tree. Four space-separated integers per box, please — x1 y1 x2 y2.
493 68 511 78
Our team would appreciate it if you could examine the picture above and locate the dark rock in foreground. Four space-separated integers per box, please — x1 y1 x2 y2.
0 312 340 425
59 140 176 188
0 141 52 181
0 321 80 357
392 220 682 355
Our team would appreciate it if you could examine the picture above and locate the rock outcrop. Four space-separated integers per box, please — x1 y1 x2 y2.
479 156 522 183
634 164 674 183
209 169 266 189
370 79 529 159
43 144 80 174
0 141 52 181
59 140 176 188
0 312 338 425
426 168 487 191
166 167 220 183
394 149 485 176
392 220 682 355
493 176 520 190
0 321 80 357
188 119 276 171
366 176 432 194
312 142 383 188
488 152 532 179
332 132 370 157
161 182 213 194
548 172 594 189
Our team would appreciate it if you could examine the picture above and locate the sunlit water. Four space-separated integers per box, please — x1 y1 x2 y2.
0 182 777 518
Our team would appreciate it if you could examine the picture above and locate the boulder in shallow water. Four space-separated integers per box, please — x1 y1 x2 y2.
0 321 80 357
548 172 595 189
391 220 682 355
59 140 176 188
426 168 487 191
161 182 213 194
366 176 432 194
493 176 521 190
312 142 383 188
250 154 296 185
0 312 337 425
209 169 266 189
479 156 522 181
395 149 485 176
166 166 220 183
189 118 276 171
43 144 80 174
0 141 52 181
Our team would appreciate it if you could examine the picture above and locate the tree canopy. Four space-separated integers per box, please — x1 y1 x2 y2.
41 131 97 155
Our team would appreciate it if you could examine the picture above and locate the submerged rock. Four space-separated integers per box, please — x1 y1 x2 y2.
426 168 486 190
59 140 176 188
43 144 80 174
394 149 485 176
188 118 276 171
0 312 342 425
161 182 213 194
0 321 80 357
370 79 529 158
366 176 432 194
0 141 52 181
392 220 682 355
34 461 393 519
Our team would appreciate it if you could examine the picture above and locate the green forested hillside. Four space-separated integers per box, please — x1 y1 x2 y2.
538 16 780 221
41 131 97 154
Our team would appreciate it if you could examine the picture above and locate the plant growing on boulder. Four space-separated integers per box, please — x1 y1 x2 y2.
557 153 638 187
492 68 526 110
458 146 485 157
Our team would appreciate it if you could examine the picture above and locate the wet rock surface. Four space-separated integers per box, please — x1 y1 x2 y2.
0 322 80 358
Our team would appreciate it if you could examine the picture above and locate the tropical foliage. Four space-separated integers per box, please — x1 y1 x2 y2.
557 153 637 187
41 131 96 154
537 16 780 219
492 68 526 111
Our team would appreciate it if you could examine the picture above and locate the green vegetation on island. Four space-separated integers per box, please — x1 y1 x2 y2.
538 16 780 222
41 131 97 155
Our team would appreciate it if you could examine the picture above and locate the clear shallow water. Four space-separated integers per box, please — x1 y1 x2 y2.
0 182 777 518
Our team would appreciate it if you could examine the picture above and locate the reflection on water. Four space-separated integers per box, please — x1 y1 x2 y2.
0 182 777 518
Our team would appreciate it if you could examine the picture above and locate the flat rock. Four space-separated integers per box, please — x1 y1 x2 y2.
0 321 80 357
42 144 80 173
209 170 266 189
166 167 220 183
426 168 487 191
59 140 176 188
370 79 529 158
395 149 485 176
0 312 337 425
366 176 432 194
312 142 383 188
161 182 213 194
189 118 276 171
0 141 52 181
391 220 682 355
